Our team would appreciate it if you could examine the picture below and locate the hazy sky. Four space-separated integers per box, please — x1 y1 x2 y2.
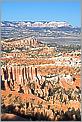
1 1 80 26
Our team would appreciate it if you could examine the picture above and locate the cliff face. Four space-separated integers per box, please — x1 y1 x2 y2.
1 62 81 121
1 38 40 51
1 65 39 91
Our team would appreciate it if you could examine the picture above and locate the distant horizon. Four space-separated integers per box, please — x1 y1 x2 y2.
1 1 80 27
1 20 80 27
1 20 72 22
